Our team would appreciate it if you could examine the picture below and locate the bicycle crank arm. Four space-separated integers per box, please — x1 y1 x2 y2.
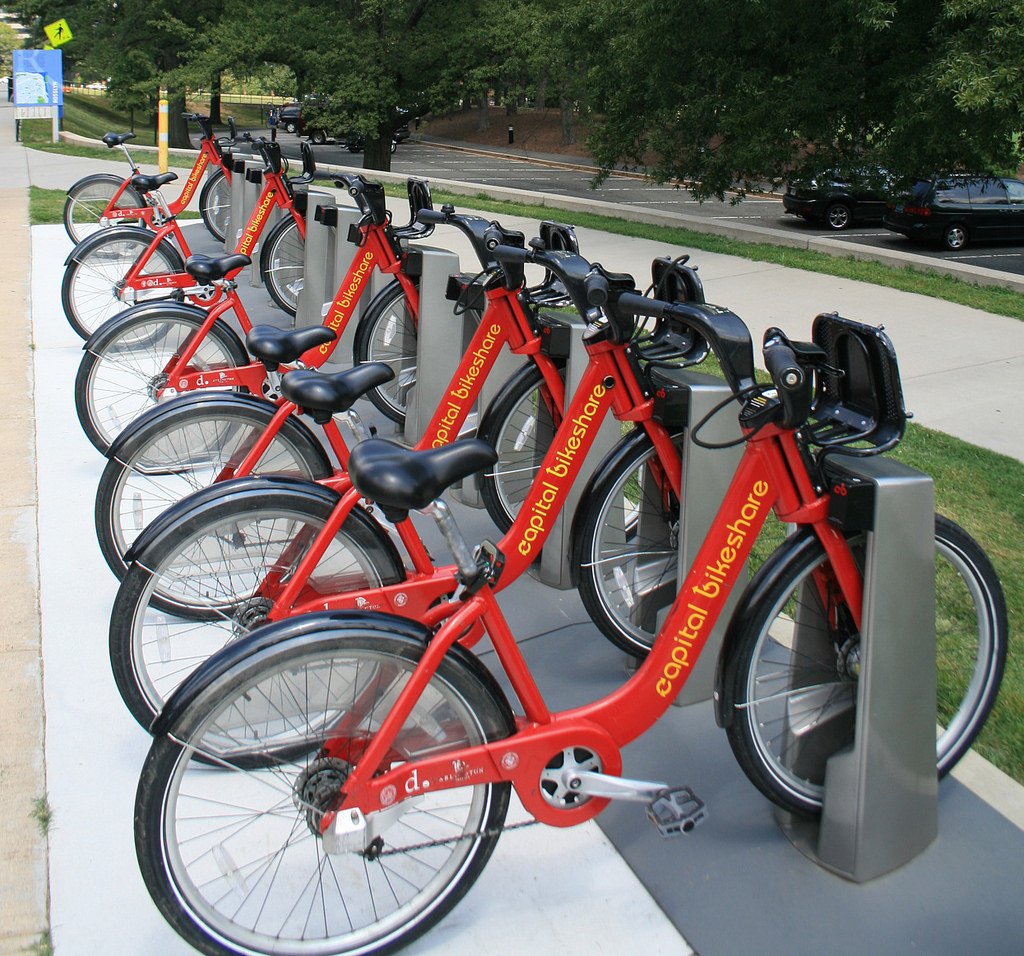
561 770 669 802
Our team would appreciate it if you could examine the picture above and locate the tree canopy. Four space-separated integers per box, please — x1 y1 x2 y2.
8 0 1024 180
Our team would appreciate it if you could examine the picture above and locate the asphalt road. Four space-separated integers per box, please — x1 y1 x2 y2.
266 131 1024 279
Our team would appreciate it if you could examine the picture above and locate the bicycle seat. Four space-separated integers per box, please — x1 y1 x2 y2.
102 131 136 148
347 437 498 521
131 172 178 193
281 364 394 423
184 253 252 283
244 324 336 372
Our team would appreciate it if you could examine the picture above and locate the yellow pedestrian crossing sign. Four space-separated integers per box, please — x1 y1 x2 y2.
44 19 73 46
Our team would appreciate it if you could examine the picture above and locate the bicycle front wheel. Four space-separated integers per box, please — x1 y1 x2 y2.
259 215 305 316
63 174 146 245
477 361 566 534
573 429 686 657
75 309 249 454
720 515 1007 816
198 168 231 243
352 280 418 424
109 484 405 728
135 621 513 956
95 395 333 579
62 230 184 339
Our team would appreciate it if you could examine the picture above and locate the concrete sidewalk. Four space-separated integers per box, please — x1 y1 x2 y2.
4 101 1024 953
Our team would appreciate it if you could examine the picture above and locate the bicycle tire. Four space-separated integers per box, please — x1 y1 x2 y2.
259 214 305 316
95 393 333 580
198 168 231 243
109 481 405 728
475 360 567 533
351 279 418 425
572 428 686 657
135 614 514 955
75 306 249 454
63 173 146 245
720 515 1008 816
62 227 185 339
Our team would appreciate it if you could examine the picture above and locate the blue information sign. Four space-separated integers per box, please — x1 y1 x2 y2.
13 49 64 116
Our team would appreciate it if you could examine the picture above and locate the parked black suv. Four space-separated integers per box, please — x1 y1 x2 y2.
783 169 889 230
883 174 1024 250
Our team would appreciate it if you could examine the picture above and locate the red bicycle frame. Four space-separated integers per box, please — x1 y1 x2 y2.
98 131 229 227
149 207 413 401
316 389 864 834
115 157 304 314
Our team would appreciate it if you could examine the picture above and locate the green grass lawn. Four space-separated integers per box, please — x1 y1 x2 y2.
22 96 1024 787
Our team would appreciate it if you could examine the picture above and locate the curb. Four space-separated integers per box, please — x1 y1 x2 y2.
55 128 1024 295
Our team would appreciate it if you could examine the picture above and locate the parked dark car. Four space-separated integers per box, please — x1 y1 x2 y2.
783 169 889 230
883 174 1024 251
274 96 331 141
344 124 411 154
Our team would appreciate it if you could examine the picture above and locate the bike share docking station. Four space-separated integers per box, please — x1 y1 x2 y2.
295 204 941 879
775 454 938 881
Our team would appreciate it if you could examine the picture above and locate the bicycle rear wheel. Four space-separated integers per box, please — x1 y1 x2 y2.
259 215 305 316
62 229 184 339
720 515 1007 816
95 395 332 579
109 483 405 728
63 174 146 245
135 620 514 956
75 308 249 454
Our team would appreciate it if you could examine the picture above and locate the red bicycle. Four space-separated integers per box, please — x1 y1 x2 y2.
111 242 1003 794
73 172 429 454
93 209 580 583
131 257 1006 955
62 135 313 339
62 113 238 245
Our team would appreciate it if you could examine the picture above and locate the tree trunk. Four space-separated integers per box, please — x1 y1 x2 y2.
362 135 393 172
209 71 222 124
559 95 576 146
476 94 490 132
535 76 548 111
168 93 190 148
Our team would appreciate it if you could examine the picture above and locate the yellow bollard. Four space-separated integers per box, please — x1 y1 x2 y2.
158 89 168 172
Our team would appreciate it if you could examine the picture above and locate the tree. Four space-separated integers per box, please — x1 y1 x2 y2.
11 0 225 147
586 0 1024 200
0 21 20 79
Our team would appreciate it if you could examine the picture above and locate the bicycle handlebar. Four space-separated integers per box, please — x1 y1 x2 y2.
763 329 814 429
615 291 757 397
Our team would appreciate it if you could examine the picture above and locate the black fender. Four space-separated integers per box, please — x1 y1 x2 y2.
151 610 517 739
476 358 567 442
105 390 331 481
81 301 248 369
566 426 686 587
123 473 346 564
65 223 183 268
713 528 822 728
66 171 142 200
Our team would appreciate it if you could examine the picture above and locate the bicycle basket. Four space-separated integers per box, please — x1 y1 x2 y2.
809 312 907 454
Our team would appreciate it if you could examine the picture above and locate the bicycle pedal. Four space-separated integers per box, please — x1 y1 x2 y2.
646 786 707 838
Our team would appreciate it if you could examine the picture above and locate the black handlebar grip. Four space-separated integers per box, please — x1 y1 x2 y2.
616 291 666 319
764 335 805 392
585 270 609 307
491 244 529 264
416 208 445 224
483 225 504 252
